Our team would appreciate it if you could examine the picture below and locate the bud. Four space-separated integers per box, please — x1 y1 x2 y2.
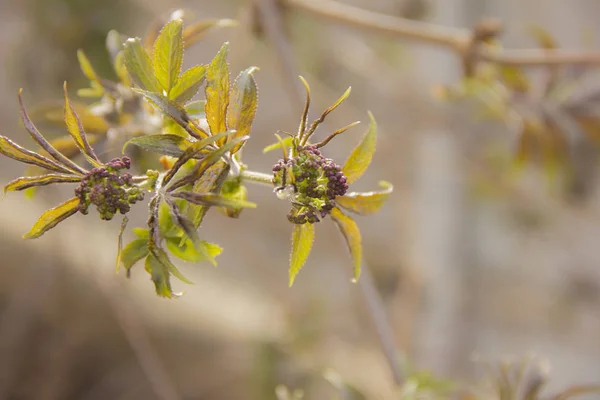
75 156 145 220
272 145 348 224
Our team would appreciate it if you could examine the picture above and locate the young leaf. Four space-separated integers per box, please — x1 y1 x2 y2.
18 91 86 174
330 207 362 281
123 134 193 157
227 67 258 154
0 136 75 174
153 19 184 94
122 239 149 273
164 197 217 266
4 174 81 192
124 37 163 93
205 42 230 138
263 136 293 153
187 161 230 228
161 130 233 186
63 83 101 166
77 49 100 83
170 191 257 210
304 86 352 142
23 197 80 239
218 179 248 218
343 111 377 184
335 181 393 215
185 100 206 119
152 246 194 285
166 236 222 265
48 134 101 160
170 65 207 104
289 223 315 287
145 253 174 298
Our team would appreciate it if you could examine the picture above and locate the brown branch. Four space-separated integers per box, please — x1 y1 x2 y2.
282 0 600 69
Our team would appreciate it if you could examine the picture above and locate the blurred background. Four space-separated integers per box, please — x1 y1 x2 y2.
1 0 600 398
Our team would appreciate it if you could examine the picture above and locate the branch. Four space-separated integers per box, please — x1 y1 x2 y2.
282 0 600 69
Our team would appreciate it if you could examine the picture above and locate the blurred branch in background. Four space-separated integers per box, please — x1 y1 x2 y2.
281 0 600 71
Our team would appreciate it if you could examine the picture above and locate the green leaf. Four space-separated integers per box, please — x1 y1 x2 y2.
170 65 207 104
227 67 258 153
171 191 257 210
289 223 315 287
153 19 184 94
166 236 222 264
133 228 150 238
77 49 100 83
0 136 74 174
335 181 393 215
121 238 149 272
133 89 188 124
152 246 194 285
161 130 233 186
124 37 162 92
183 19 238 48
4 174 81 192
123 134 193 157
63 83 101 166
263 136 293 153
218 178 248 218
343 111 377 185
23 197 80 239
205 42 230 137
330 207 362 281
163 197 217 266
145 253 174 298
185 100 206 119
186 160 230 228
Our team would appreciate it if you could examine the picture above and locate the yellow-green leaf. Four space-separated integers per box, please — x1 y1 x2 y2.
218 178 248 218
63 83 101 166
132 89 194 133
330 207 362 281
77 49 100 83
152 246 194 285
170 65 207 104
145 253 174 298
205 42 230 138
171 191 257 210
4 174 81 192
183 19 238 48
335 181 393 215
23 197 80 239
124 37 162 92
123 134 193 157
343 111 377 184
186 160 230 228
153 19 184 94
289 223 315 287
263 136 293 153
0 136 73 174
166 237 222 264
227 67 258 154
121 238 149 272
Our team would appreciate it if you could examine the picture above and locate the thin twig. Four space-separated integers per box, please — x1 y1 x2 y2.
282 0 600 68
358 262 406 385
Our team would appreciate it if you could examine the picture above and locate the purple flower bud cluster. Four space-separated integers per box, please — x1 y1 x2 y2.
272 145 349 224
75 156 144 220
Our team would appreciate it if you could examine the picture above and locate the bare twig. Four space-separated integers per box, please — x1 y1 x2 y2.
358 263 406 385
282 0 600 69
